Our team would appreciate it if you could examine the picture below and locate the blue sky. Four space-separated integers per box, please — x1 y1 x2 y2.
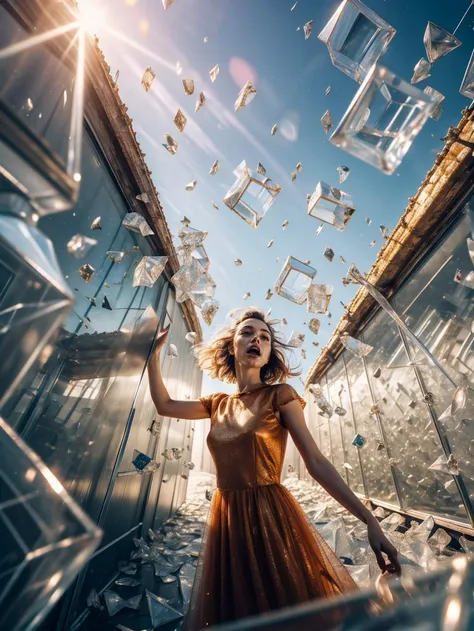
82 0 473 394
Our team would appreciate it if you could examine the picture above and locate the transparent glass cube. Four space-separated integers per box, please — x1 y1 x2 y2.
224 162 281 228
188 272 216 308
0 415 101 630
177 226 210 272
318 0 396 83
307 181 355 230
460 49 474 99
0 8 85 213
274 256 317 305
330 65 438 174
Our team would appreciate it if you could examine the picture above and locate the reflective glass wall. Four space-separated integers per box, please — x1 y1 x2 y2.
300 200 474 529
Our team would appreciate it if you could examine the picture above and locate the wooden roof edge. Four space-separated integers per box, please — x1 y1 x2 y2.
304 107 474 390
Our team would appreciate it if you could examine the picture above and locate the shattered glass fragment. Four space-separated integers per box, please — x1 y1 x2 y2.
460 50 474 99
24 97 34 112
182 79 195 95
326 86 331 96
411 58 431 84
202 299 220 326
373 367 381 378
167 344 178 359
176 61 182 75
164 133 178 154
146 590 183 628
428 453 459 476
379 512 404 532
234 259 243 266
366 217 371 225
309 318 320 334
281 318 288 326
136 192 149 203
291 172 297 182
459 536 474 554
205 489 213 501
301 349 306 360
296 162 303 173
256 162 267 176
428 528 451 554
337 165 350 184
243 292 251 300
123 212 154 236
91 216 102 230
212 201 219 210
304 259 311 265
185 180 197 191
102 296 112 311
321 110 333 134
133 256 168 288
185 332 197 344
209 64 220 82
352 434 366 448
171 259 204 297
287 331 305 348
274 256 317 305
291 1 298 10
316 223 324 236
424 22 461 63
87 588 101 609
340 256 346 264
141 66 156 92
79 263 95 283
181 216 191 227
271 124 278 136
195 91 206 113
103 591 142 616
235 81 257 112
307 284 333 314
115 577 142 587
67 235 98 259
266 307 272 317
369 240 376 247
334 406 347 416
204 36 209 43
162 0 175 8
174 109 187 132
209 160 220 175
380 225 390 238
341 333 373 357
303 20 313 40
265 289 273 300
324 247 335 262
178 228 207 249
282 220 289 229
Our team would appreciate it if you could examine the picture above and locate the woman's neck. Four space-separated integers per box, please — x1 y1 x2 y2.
235 367 262 392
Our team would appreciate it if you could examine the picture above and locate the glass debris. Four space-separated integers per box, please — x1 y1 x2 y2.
366 217 372 225
243 292 251 300
460 50 474 99
178 228 208 249
209 160 220 175
324 247 335 262
304 20 313 40
257 162 266 175
282 220 289 229
340 333 373 357
182 79 194 95
265 289 273 300
271 124 278 135
67 235 98 259
287 331 305 348
340 256 346 264
315 223 324 236
103 591 142 616
330 66 438 174
106 250 125 264
352 433 366 448
291 172 297 182
195 91 206 113
234 259 243 266
141 66 155 92
79 263 95 283
296 162 303 173
428 528 451 554
209 64 220 82
224 161 281 228
102 296 112 311
115 577 141 587
321 110 333 134
185 179 197 191
235 81 257 112
171 259 204 297
136 192 149 203
326 86 331 96
423 86 445 120
174 109 187 132
369 240 376 247
123 212 154 236
274 256 317 305
301 349 307 360
146 590 183 627
337 165 350 184
212 201 219 210
185 332 197 344
291 1 298 9
176 61 183 75
309 318 320 334
24 97 34 112
167 344 178 358
268 239 274 248
318 0 396 83
424 22 461 64
181 216 191 227
133 256 168 288
334 406 346 416
91 216 102 230
411 58 431 84
451 386 468 415
308 182 355 230
307 284 333 314
428 454 459 476
202 299 220 326
162 0 175 8
380 225 390 238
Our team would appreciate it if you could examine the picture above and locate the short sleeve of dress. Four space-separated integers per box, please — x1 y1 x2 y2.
273 383 306 413
199 393 215 418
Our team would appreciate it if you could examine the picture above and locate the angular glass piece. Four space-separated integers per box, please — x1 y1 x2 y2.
308 181 355 231
321 109 333 134
136 192 149 203
162 0 175 9
178 228 208 249
182 78 194 95
209 159 220 175
167 344 178 358
67 234 98 259
234 258 243 266
122 212 154 236
330 65 438 174
423 86 445 120
459 536 474 554
304 20 313 40
185 179 197 191
186 331 197 343
103 591 142 616
78 263 95 283
102 295 113 311
115 576 142 587
341 333 373 356
271 124 278 135
202 298 220 325
282 219 289 229
337 165 350 184
352 433 366 448
428 528 451 555
379 512 405 532
423 22 461 64
274 256 317 305
174 109 187 132
209 64 220 82
141 66 155 92
334 406 347 415
265 289 273 299
195 91 206 113
318 0 396 83
428 454 459 476
460 49 474 99
171 259 204 297
91 216 102 230
224 161 281 228
309 318 321 334
133 255 168 288
87 588 101 609
235 81 257 112
146 590 184 627
324 246 335 262
287 331 305 348
164 133 178 154
307 284 333 314
315 395 333 417
243 292 251 300
411 58 431 84
188 272 216 308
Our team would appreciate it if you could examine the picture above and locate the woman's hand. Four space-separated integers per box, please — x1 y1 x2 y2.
151 326 170 357
367 518 401 576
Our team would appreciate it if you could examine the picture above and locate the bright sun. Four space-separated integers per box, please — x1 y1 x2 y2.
76 0 107 35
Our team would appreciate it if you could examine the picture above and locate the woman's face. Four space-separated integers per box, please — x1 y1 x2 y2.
232 318 272 370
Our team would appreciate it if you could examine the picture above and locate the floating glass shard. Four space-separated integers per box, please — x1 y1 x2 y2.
209 160 220 175
455 269 474 289
102 295 112 311
315 223 324 236
411 58 431 84
209 64 220 82
163 133 178 155
243 292 251 300
234 259 243 266
316 395 333 417
428 528 451 554
366 217 371 225
335 406 347 415
181 216 191 227
133 256 168 288
212 201 219 210
257 162 266 176
235 81 257 112
141 66 156 92
326 86 331 96
67 234 98 259
307 284 333 314
287 331 305 348
423 86 445 120
423 22 461 64
291 172 297 182
428 454 459 476
309 318 320 334
115 577 142 587
167 344 178 358
171 259 204 297
79 263 95 283
301 349 307 360
352 433 366 448
460 49 474 99
296 162 303 173
186 272 216 308
146 590 183 628
274 256 317 304
160 574 177 583
304 20 313 40
379 512 405 532
224 161 281 228
265 289 273 300
343 462 353 470
182 79 194 95
324 247 335 262
459 536 474 554
91 216 102 230
185 179 197 191
185 331 197 343
291 1 298 9
341 333 373 357
321 110 333 134
337 165 350 184
87 588 101 609
318 0 396 83
282 220 289 229
330 65 438 174
195 91 206 112
174 109 187 132
103 591 142 616
202 298 220 325
271 124 278 135
162 449 173 461
107 251 125 264
369 240 376 247
179 229 208 249
123 212 154 236
162 0 175 8
136 193 149 203
268 239 274 248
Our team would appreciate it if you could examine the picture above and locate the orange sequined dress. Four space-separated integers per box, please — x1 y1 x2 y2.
184 383 357 630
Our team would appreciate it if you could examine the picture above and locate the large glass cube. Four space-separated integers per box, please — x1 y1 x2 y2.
274 256 317 305
224 161 281 228
318 0 396 83
330 65 438 174
307 181 355 230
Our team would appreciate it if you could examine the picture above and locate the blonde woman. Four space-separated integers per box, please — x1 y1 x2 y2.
148 307 399 630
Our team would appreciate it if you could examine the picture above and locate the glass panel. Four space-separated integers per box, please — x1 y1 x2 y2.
344 350 397 503
315 375 332 463
325 364 349 482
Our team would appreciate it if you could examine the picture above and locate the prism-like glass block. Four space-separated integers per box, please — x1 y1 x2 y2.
330 65 438 174
460 49 474 99
177 226 210 271
318 0 396 83
307 283 333 314
423 22 461 64
0 416 101 630
274 256 317 305
188 272 216 308
224 161 281 228
307 181 355 230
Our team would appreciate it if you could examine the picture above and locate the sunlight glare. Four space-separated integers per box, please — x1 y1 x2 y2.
77 0 107 36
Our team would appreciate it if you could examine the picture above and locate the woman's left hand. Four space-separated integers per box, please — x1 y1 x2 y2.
367 518 401 576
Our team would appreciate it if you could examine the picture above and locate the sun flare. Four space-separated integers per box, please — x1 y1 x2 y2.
76 0 107 36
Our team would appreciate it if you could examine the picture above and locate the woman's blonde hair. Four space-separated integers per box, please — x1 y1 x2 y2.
194 307 300 384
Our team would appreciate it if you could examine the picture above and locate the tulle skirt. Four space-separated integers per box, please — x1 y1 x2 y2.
184 483 358 630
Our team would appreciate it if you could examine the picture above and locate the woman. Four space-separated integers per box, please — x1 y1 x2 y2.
148 307 400 630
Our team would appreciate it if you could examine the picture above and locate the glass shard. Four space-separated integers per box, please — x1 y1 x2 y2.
133 256 168 288
334 406 347 415
411 58 431 84
167 343 178 358
423 86 445 120
274 256 317 305
115 577 142 587
341 333 373 357
234 258 243 266
296 162 303 173
123 212 154 236
291 1 298 9
91 216 102 230
287 331 305 348
164 133 178 154
271 124 278 135
141 66 156 92
181 216 191 227
307 284 333 314
366 217 371 225
102 295 112 311
309 318 320 334
185 179 197 191
146 590 183 628
171 259 204 297
318 0 396 83
324 246 335 262
428 528 451 554
428 453 459 476
209 64 220 82
423 21 461 64
256 162 267 176
282 220 289 229
243 292 251 300
185 331 197 343
460 49 474 99
103 591 142 616
195 91 206 112
67 234 98 259
304 20 313 40
209 159 220 175
182 78 194 95
337 165 350 184
321 110 333 134
78 263 95 283
212 201 219 210
352 433 366 448
326 86 331 96
265 289 273 299
174 109 187 132
307 181 355 230
162 0 175 8
178 228 207 249
330 65 438 174
235 81 257 112
202 298 220 325
291 172 297 182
